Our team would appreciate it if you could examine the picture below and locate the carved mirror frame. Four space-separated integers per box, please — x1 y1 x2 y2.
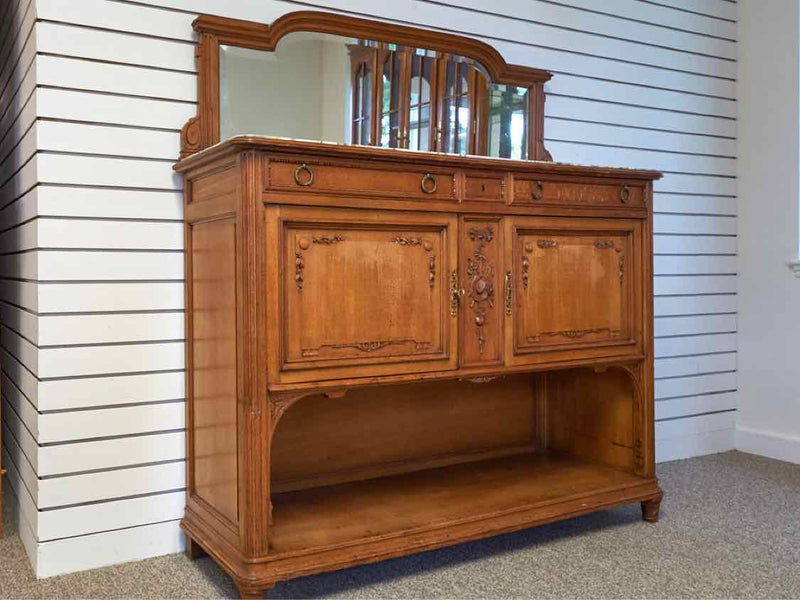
180 11 553 160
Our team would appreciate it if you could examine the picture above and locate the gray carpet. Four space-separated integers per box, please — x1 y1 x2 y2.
1 450 799 599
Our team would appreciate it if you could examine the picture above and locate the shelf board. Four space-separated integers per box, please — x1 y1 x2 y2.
269 452 650 555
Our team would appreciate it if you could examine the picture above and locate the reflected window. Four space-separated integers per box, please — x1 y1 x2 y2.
488 84 529 160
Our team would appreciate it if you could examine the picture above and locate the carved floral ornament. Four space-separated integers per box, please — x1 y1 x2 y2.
467 226 496 354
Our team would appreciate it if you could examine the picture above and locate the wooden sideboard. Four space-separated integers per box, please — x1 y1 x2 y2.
175 136 663 598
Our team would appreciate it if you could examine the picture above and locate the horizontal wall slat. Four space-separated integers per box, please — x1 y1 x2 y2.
655 410 736 440
38 371 185 411
654 294 736 316
654 234 736 254
655 372 736 400
38 341 184 378
39 403 185 443
654 352 736 379
38 432 186 476
37 490 186 542
37 186 183 220
39 461 186 508
38 282 186 313
653 194 736 216
655 332 737 358
655 391 738 421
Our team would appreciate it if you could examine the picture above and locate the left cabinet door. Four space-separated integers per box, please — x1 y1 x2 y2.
268 206 459 383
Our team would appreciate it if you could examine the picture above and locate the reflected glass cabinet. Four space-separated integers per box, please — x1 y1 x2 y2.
349 43 524 157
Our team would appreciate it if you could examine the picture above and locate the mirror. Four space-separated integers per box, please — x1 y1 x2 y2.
219 32 531 160
180 12 551 161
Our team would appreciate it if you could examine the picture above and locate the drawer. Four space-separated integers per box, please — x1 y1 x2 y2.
266 157 456 201
463 172 506 203
512 178 645 208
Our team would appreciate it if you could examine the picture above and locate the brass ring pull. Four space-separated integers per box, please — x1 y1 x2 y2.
531 180 544 200
294 163 314 187
421 173 437 194
620 185 631 204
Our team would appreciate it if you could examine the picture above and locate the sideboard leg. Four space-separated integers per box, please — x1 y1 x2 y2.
185 534 206 559
641 493 663 523
238 583 272 599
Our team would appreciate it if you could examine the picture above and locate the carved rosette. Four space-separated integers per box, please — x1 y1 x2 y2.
393 236 436 288
467 227 495 354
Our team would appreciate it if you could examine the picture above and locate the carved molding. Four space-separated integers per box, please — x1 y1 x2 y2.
461 376 498 384
619 253 625 285
392 236 436 287
466 227 496 354
301 338 431 357
527 327 620 341
522 255 530 291
313 235 345 245
294 252 304 291
537 239 557 249
594 240 615 249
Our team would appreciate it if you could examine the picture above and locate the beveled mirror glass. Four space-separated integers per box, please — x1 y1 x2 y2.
219 32 531 160
180 12 551 161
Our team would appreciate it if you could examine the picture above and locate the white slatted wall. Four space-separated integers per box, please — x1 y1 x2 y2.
0 0 738 577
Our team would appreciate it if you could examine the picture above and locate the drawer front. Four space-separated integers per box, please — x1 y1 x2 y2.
513 178 645 209
271 206 459 382
507 217 643 364
463 172 505 203
266 157 456 201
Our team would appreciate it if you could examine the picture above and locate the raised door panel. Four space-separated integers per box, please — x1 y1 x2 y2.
271 206 458 382
508 217 643 365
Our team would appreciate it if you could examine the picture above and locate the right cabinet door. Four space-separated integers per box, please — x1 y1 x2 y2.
507 216 645 365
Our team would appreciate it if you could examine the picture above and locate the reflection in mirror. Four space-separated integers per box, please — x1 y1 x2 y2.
488 84 529 160
219 31 532 160
220 34 353 144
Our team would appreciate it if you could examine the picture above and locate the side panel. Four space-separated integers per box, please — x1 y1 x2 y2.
188 217 239 527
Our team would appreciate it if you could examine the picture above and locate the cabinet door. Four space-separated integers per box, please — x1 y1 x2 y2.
507 217 643 364
270 206 458 382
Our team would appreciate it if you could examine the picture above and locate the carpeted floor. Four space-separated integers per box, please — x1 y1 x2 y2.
1 450 799 599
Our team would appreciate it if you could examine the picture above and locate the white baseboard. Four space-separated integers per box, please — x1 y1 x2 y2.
736 426 800 465
36 519 185 578
656 428 734 463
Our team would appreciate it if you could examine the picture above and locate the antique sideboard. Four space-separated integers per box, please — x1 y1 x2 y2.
174 11 663 599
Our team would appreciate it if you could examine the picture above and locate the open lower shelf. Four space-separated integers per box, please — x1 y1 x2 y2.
269 452 649 555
